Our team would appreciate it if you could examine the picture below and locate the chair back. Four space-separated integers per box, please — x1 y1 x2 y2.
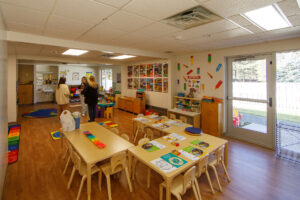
169 113 176 120
71 150 83 174
144 127 154 140
110 152 127 173
138 138 150 145
110 128 119 135
137 122 145 131
216 145 225 165
179 116 188 123
137 114 144 118
182 166 196 194
120 133 130 141
197 155 208 177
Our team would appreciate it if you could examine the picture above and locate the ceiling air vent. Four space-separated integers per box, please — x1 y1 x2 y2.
163 5 222 30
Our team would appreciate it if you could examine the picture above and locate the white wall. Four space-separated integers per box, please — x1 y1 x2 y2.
58 65 99 85
121 58 176 109
0 8 7 198
7 55 17 122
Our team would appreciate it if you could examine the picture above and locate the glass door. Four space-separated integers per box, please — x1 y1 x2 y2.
227 55 275 149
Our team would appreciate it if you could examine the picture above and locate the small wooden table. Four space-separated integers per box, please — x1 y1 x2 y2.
167 108 201 128
130 116 228 200
61 122 134 200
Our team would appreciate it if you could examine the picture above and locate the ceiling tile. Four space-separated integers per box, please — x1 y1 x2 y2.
277 0 300 17
257 26 300 41
1 3 48 27
202 0 281 18
0 0 55 12
45 15 92 39
92 0 131 8
53 0 118 25
243 24 264 33
211 27 251 40
112 33 152 46
100 10 154 32
173 19 239 40
78 24 127 44
123 0 198 20
6 21 44 35
134 22 182 38
288 14 300 27
228 15 252 27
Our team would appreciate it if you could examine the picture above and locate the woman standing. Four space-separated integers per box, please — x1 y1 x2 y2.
55 77 70 117
79 76 88 116
84 76 99 122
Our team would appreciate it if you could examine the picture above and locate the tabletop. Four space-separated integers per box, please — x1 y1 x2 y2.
63 122 134 165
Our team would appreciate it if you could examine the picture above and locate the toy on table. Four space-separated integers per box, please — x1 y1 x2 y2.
184 127 202 136
99 121 119 128
171 149 181 156
83 131 106 148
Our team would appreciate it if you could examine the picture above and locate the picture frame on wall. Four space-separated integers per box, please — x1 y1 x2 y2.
154 78 162 92
72 72 79 81
133 65 139 77
154 63 162 77
146 78 153 91
133 78 139 89
163 78 168 93
140 65 147 77
163 63 168 77
140 78 146 90
147 64 154 77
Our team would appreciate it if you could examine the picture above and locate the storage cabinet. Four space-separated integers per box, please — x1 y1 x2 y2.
201 101 223 137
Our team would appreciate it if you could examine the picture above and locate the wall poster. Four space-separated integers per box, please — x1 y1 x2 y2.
146 78 153 91
128 78 133 89
154 78 162 92
140 78 146 90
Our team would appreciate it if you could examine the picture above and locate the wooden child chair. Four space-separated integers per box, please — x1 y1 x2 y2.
208 145 231 192
67 150 101 200
169 113 176 120
179 115 188 123
196 155 215 194
144 127 154 140
63 140 73 175
104 107 113 119
120 133 130 141
110 128 119 135
133 122 145 143
99 152 132 200
159 166 201 200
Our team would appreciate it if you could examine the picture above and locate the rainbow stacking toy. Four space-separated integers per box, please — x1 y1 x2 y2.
8 125 21 164
83 131 106 149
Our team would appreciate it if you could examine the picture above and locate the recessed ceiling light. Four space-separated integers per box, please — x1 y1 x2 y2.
111 55 136 60
242 4 292 31
297 0 300 8
62 49 88 56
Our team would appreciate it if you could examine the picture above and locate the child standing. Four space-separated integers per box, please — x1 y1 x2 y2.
79 76 88 116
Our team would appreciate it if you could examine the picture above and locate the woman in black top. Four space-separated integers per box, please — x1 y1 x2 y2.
84 76 99 122
79 76 88 116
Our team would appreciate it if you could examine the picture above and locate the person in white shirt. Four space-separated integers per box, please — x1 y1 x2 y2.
55 77 70 116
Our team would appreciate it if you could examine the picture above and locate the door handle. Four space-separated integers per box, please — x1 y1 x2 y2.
269 97 272 107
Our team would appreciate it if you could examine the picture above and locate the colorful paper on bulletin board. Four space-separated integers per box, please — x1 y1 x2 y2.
86 72 93 78
147 64 154 77
128 78 133 89
183 76 187 82
140 65 147 77
190 56 194 65
197 67 200 74
154 78 162 92
163 78 168 93
128 66 133 77
215 80 223 89
140 78 146 90
177 79 180 85
187 76 200 79
133 65 140 77
133 78 139 89
216 64 222 72
177 63 180 71
183 64 189 68
59 71 66 78
163 63 168 77
208 53 212 63
184 83 187 90
187 69 193 75
201 84 205 91
146 78 153 91
154 63 162 77
207 72 213 79
161 153 187 168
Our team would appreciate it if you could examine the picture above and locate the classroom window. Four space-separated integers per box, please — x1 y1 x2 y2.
100 69 112 91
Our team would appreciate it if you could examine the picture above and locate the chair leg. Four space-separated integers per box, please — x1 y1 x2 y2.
132 159 137 180
63 155 71 175
159 184 164 200
147 167 151 188
175 194 182 200
194 180 202 200
62 147 69 160
76 176 86 200
106 175 112 200
67 167 76 189
192 184 199 200
98 171 102 191
211 165 223 192
205 169 215 194
133 129 139 143
221 161 231 182
125 167 133 192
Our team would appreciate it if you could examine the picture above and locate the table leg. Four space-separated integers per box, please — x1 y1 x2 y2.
224 143 228 167
60 128 64 157
87 163 92 200
165 177 172 200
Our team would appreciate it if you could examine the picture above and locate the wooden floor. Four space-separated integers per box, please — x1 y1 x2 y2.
4 103 300 200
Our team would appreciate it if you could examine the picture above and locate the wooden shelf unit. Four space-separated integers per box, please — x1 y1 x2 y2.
118 91 145 114
201 101 223 137
173 96 201 113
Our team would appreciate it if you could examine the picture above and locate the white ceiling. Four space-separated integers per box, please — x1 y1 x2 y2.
1 0 300 56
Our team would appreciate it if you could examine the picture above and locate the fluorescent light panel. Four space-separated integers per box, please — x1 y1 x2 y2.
242 4 291 31
297 0 300 8
111 55 136 60
62 49 88 56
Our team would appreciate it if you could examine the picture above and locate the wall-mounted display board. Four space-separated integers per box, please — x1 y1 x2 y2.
128 63 168 93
